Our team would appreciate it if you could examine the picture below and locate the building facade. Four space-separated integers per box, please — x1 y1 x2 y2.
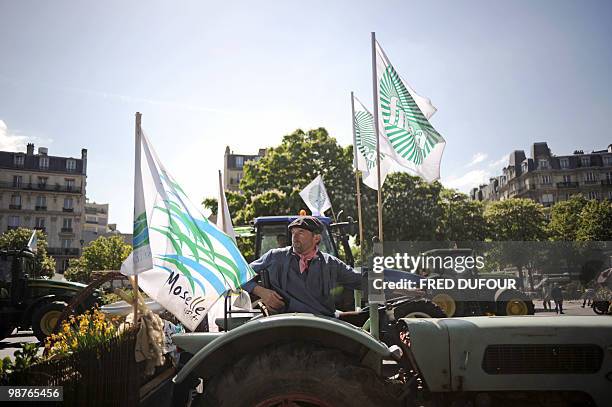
82 201 109 245
471 143 612 205
0 144 87 273
223 146 266 191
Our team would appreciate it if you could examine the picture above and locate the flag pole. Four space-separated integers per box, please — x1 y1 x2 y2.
131 112 142 325
370 32 382 338
218 170 226 230
351 91 365 311
350 92 365 268
371 32 383 243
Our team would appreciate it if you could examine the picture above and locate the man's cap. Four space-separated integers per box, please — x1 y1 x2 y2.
288 216 324 234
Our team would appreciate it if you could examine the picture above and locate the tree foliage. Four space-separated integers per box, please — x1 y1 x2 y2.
548 195 588 240
64 236 132 283
576 199 612 241
484 199 548 241
0 228 55 278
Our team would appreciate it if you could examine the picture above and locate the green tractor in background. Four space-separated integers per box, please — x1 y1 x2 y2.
0 248 99 341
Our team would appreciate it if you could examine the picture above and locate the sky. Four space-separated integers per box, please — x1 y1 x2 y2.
0 0 611 232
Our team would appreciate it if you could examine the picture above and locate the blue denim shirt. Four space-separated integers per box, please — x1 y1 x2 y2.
242 247 362 316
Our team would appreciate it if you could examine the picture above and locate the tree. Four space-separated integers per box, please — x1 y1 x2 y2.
0 228 55 278
548 195 588 240
576 199 612 241
64 236 132 283
438 189 487 241
484 199 548 290
202 191 248 221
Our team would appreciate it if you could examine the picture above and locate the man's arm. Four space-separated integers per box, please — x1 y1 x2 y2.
243 250 285 311
333 257 364 291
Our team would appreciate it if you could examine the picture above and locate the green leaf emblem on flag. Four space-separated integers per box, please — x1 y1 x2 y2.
354 109 383 170
379 65 443 165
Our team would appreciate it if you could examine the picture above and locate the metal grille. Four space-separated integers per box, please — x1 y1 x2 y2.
482 344 603 374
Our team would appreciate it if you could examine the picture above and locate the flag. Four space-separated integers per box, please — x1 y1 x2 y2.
352 94 393 190
27 230 37 254
374 40 445 181
299 175 332 216
121 130 255 331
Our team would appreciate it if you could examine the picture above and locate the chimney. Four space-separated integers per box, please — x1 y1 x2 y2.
26 143 34 155
81 148 88 175
38 147 48 155
608 144 612 153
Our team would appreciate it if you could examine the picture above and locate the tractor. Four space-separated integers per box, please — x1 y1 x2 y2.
0 248 99 341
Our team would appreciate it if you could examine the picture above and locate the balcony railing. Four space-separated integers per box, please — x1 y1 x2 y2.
33 226 46 233
60 227 74 233
0 181 82 193
557 182 579 188
602 179 612 186
47 247 80 256
35 206 47 211
62 207 74 212
584 180 599 185
9 204 21 210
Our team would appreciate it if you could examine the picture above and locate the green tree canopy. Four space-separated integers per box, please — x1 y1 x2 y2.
548 195 588 240
64 236 132 283
438 189 487 241
0 228 55 278
484 199 548 241
576 199 612 241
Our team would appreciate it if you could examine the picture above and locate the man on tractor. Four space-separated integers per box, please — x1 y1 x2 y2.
242 216 363 316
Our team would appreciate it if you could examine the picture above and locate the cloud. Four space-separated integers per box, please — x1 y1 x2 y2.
442 169 491 192
466 152 488 167
0 120 53 152
488 154 507 169
0 120 28 152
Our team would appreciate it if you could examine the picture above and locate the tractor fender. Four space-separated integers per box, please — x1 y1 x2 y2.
493 287 526 302
173 313 391 384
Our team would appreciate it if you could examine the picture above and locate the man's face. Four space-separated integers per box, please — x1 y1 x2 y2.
291 227 320 254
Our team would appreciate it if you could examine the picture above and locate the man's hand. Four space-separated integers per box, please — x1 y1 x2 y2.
253 285 285 311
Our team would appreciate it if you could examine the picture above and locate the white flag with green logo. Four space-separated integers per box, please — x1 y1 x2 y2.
352 94 393 190
299 175 331 216
120 131 255 331
374 40 445 181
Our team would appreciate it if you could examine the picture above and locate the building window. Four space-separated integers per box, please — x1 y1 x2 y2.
580 156 590 167
606 172 612 182
10 195 21 209
8 216 19 228
37 176 47 189
36 195 46 210
608 191 612 200
39 157 49 170
65 179 75 191
541 193 554 205
66 159 76 172
63 218 72 229
14 154 24 167
560 158 569 169
35 217 45 229
521 162 528 173
61 239 72 249
585 172 597 182
538 159 548 169
562 175 571 183
235 156 244 169
540 175 551 185
587 191 599 200
64 197 74 210
12 175 22 188
604 156 612 166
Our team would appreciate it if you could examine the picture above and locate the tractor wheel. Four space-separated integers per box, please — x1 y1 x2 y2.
32 301 67 341
199 343 400 407
0 322 15 340
496 290 534 316
592 301 610 315
431 293 457 317
395 299 447 319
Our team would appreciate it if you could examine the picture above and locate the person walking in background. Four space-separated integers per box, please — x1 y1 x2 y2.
551 284 564 314
582 286 596 308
